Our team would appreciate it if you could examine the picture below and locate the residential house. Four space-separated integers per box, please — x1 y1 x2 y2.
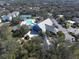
7 13 13 21
72 17 79 23
23 18 58 39
1 15 10 22
20 15 32 20
22 18 56 47
67 20 75 24
37 18 58 33
1 11 20 22
11 11 20 18
66 20 75 26
1 14 13 22
58 15 64 18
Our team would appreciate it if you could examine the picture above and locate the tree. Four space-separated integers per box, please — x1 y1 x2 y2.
0 24 12 40
12 25 29 37
57 31 65 40
16 36 43 59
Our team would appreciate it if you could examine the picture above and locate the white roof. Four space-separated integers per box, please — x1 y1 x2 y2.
67 20 75 24
7 14 12 21
58 15 64 18
23 31 38 39
38 18 53 32
11 11 20 17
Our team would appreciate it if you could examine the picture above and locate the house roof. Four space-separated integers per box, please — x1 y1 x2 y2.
12 11 20 16
58 15 64 18
45 24 58 33
67 20 75 24
20 15 32 20
20 15 32 18
72 17 79 23
1 15 9 21
24 31 38 39
38 18 54 32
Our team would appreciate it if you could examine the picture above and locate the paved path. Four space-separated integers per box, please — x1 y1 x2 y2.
43 35 51 49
